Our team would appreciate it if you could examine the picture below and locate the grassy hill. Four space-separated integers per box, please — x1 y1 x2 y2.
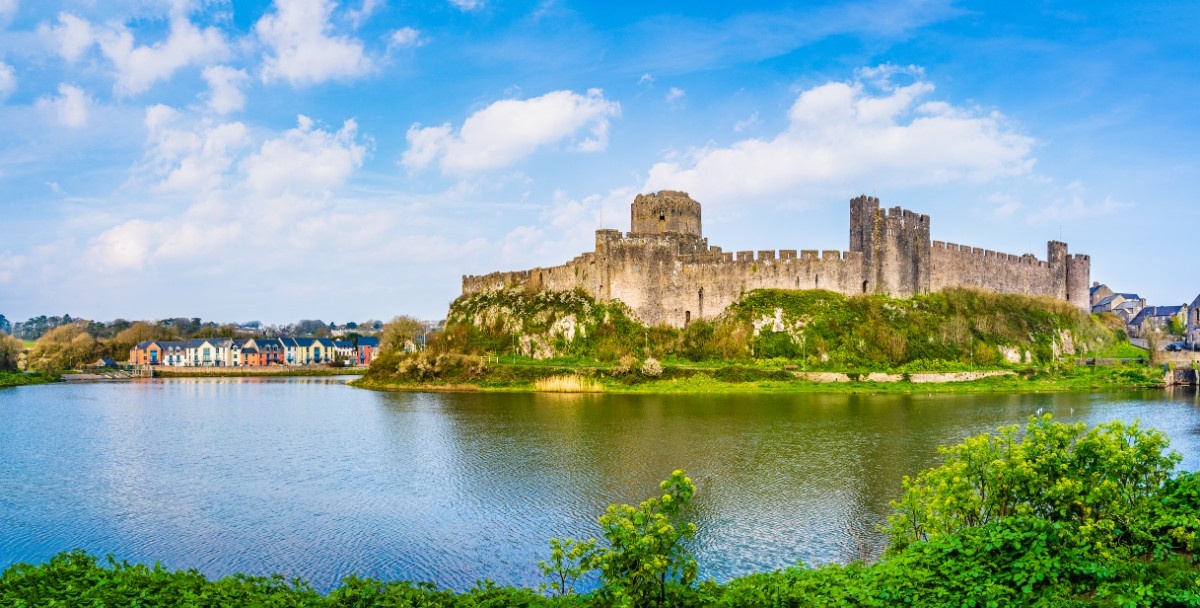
360 288 1154 391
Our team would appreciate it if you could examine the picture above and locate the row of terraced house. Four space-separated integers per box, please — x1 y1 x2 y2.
130 336 381 367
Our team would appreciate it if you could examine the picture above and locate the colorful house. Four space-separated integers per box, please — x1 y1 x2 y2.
356 336 380 366
334 340 355 364
130 340 166 365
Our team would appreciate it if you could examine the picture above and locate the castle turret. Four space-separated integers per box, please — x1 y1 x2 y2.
849 196 931 297
1048 241 1069 301
630 191 702 237
1066 254 1091 311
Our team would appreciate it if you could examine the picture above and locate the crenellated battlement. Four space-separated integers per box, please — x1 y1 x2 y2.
463 190 1090 326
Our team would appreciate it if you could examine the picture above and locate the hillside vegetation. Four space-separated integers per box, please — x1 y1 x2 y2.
363 288 1145 390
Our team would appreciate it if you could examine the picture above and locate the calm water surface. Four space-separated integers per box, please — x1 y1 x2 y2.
2 378 1199 591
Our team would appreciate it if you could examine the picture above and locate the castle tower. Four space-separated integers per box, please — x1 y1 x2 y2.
849 195 880 293
849 196 931 297
1047 241 1069 301
1066 254 1091 311
630 191 702 237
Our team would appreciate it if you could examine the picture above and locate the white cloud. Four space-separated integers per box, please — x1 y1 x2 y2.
257 0 372 86
638 73 654 85
201 65 250 114
43 12 95 63
388 27 422 48
98 13 227 96
0 252 25 284
448 0 484 11
37 83 91 127
0 61 14 99
498 187 636 267
643 65 1036 207
982 193 1022 219
402 88 620 174
240 115 367 195
347 0 383 28
142 104 251 193
665 86 686 106
0 0 14 21
1027 184 1129 224
733 112 759 133
90 110 370 272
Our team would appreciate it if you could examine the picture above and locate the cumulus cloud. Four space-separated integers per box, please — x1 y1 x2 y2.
1027 183 1129 225
97 11 227 96
982 193 1022 219
497 187 637 267
241 115 367 195
142 104 251 193
388 27 422 48
643 65 1036 207
202 65 250 114
665 87 686 105
257 0 372 86
347 0 383 28
0 61 14 99
37 83 91 127
43 12 95 63
91 110 369 272
0 252 25 284
449 0 484 11
402 88 620 174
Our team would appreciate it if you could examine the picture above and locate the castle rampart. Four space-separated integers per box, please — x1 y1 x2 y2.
462 191 1091 327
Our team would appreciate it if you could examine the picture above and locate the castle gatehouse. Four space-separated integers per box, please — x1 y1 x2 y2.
462 191 1091 327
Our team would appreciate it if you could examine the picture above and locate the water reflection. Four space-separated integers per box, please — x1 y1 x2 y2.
1 380 1198 591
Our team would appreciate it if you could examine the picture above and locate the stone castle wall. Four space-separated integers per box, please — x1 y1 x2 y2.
462 191 1091 327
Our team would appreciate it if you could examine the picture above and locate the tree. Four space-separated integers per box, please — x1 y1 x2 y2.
0 313 11 335
27 324 98 371
1145 323 1165 366
105 322 174 361
543 470 698 605
0 334 23 371
380 316 425 353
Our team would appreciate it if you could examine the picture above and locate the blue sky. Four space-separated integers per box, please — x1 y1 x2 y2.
0 0 1196 324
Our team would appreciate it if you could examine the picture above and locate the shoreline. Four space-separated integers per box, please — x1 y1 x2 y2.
351 367 1168 395
151 367 368 378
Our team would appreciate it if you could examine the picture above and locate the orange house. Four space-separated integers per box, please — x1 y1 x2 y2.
130 340 166 365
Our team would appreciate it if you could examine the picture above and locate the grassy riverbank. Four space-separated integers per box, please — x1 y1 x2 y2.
3 418 1197 607
0 371 58 388
353 359 1164 394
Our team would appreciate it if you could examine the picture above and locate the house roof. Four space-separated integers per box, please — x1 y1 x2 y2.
357 336 380 347
334 340 353 348
1131 306 1185 326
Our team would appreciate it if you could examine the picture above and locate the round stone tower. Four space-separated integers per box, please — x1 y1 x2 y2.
630 190 702 237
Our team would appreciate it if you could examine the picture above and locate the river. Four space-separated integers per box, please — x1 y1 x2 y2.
1 378 1198 591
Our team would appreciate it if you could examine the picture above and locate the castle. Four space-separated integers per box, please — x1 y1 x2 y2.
462 191 1091 327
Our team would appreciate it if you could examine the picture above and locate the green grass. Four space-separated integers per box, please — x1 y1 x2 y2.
0 371 58 388
354 361 1164 395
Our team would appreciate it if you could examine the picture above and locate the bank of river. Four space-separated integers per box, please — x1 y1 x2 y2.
2 378 1197 592
354 362 1164 395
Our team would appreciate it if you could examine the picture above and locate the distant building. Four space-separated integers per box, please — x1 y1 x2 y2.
1129 305 1188 338
1188 294 1200 347
356 336 380 366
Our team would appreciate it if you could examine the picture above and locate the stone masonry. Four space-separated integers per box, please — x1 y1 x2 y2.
462 191 1091 327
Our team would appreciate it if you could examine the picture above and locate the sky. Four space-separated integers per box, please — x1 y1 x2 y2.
0 0 1197 325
